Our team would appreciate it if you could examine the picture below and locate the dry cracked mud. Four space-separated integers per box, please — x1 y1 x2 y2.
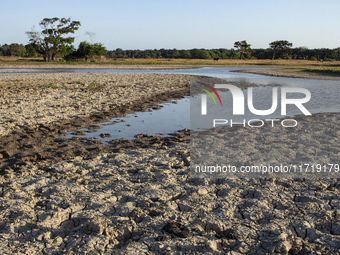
0 71 340 254
2 138 340 254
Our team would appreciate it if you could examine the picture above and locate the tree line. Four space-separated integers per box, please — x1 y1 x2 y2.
2 43 339 61
106 46 340 61
0 17 339 62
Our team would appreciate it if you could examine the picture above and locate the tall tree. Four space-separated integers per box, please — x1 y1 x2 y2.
26 18 81 61
234 40 253 59
269 40 293 60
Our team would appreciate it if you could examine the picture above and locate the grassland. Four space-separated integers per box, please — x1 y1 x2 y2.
1 56 340 76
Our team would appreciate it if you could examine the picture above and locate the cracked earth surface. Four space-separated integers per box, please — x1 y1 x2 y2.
0 71 340 254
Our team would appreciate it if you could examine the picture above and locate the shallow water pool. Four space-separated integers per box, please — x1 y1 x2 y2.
65 97 190 142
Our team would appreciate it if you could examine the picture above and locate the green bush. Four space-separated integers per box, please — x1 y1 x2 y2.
68 41 107 61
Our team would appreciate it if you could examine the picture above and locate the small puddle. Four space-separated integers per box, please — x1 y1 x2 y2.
64 97 190 143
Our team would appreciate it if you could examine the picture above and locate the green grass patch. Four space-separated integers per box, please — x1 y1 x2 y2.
87 80 103 90
43 83 68 89
71 80 83 84
302 66 340 75
43 83 57 89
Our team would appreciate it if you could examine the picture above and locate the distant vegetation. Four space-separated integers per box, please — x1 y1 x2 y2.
0 18 339 62
1 43 340 62
105 46 340 61
65 41 107 61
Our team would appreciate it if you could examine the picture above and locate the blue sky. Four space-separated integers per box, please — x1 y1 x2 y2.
2 0 340 50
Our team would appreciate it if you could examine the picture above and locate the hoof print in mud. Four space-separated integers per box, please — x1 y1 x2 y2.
163 221 190 238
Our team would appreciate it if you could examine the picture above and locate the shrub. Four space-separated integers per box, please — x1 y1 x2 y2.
72 41 107 61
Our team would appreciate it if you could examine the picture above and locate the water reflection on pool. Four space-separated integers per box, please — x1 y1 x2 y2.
65 97 190 142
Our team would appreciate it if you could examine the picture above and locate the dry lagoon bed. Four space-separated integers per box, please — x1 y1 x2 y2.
0 70 340 254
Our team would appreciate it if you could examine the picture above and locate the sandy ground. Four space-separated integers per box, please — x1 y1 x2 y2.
0 69 340 254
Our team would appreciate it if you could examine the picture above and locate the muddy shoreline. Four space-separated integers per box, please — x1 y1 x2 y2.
0 73 231 172
0 88 190 171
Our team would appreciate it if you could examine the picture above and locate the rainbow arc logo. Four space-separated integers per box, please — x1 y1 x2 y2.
198 82 222 115
198 82 222 106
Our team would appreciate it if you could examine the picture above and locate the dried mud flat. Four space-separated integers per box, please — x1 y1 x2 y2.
0 71 340 254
